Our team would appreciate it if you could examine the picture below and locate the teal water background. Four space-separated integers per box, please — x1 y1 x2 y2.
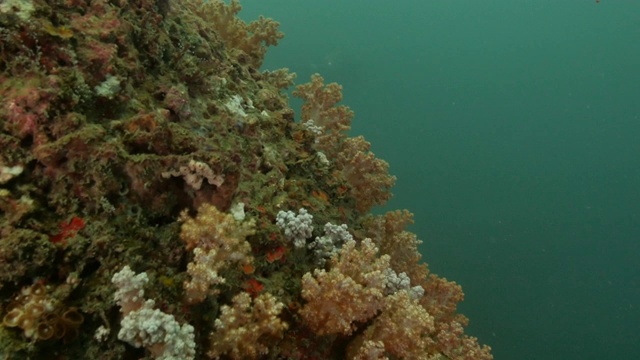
241 1 640 358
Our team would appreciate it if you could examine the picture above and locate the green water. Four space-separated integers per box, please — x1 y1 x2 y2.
242 1 640 358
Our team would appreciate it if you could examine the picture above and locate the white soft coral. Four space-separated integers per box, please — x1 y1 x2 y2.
112 266 196 360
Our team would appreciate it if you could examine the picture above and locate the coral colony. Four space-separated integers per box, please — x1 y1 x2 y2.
0 0 492 359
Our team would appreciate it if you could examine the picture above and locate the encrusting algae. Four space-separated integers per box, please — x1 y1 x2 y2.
0 0 493 358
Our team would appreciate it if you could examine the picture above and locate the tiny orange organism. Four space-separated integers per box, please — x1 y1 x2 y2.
266 246 286 263
335 185 349 197
244 278 264 297
242 263 255 275
125 113 158 133
50 216 85 244
311 190 329 204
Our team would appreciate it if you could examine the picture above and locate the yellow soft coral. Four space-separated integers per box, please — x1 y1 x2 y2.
208 292 288 359
180 204 255 303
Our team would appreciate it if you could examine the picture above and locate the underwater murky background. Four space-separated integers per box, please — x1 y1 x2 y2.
240 1 640 359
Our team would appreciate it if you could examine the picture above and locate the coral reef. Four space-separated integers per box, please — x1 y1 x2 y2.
0 0 492 359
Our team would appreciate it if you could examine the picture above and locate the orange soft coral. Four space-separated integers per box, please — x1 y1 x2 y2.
294 75 395 213
336 136 396 213
183 0 283 68
293 74 354 158
347 290 437 359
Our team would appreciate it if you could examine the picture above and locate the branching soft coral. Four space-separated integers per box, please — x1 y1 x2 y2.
184 0 283 68
362 210 428 285
299 238 389 335
348 290 437 359
434 320 493 360
294 75 395 213
346 286 491 360
293 74 354 157
179 204 255 303
419 274 466 324
356 210 492 359
336 136 396 213
208 292 288 359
